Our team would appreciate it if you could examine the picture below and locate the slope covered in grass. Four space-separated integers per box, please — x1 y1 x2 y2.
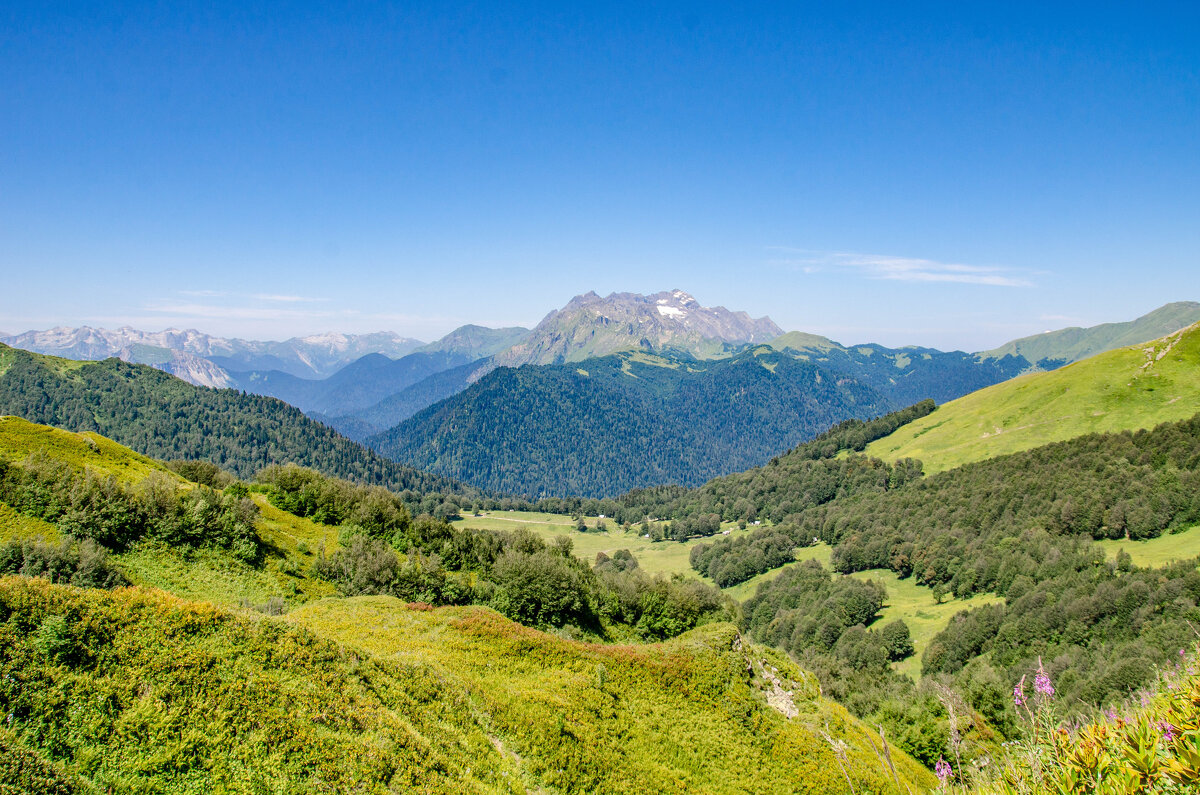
866 322 1200 473
0 577 934 794
977 300 1200 367
0 415 177 484
290 595 935 794
0 417 338 611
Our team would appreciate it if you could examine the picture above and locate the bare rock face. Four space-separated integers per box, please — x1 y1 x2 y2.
490 289 782 370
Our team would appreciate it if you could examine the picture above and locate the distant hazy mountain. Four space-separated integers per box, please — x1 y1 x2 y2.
325 359 483 440
371 347 887 497
416 324 530 359
0 326 425 382
224 323 530 418
976 301 1200 369
227 350 481 415
488 290 781 371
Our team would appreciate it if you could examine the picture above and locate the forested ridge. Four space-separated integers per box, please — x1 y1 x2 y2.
372 346 889 497
0 345 476 509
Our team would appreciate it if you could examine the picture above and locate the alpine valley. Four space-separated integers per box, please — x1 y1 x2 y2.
5 290 1200 794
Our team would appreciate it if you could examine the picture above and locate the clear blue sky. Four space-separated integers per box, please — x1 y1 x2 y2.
2 1 1197 350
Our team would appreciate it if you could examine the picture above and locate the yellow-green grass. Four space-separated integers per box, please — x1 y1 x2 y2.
850 568 1004 680
290 596 934 793
456 510 753 582
0 414 181 483
727 544 1003 679
1097 523 1200 569
114 544 334 608
0 501 60 543
0 418 340 608
252 494 342 561
0 343 93 377
866 322 1200 474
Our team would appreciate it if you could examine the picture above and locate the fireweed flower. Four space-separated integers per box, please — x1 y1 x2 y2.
1034 658 1054 699
1013 675 1027 708
935 756 952 785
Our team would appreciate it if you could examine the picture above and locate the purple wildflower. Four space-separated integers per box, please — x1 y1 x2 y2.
1104 709 1118 721
935 756 952 785
1013 675 1027 708
1035 657 1054 699
1157 720 1177 741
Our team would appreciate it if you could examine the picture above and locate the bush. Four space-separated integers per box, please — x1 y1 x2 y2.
0 537 127 589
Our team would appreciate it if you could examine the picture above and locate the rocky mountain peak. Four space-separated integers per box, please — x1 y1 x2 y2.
490 290 782 370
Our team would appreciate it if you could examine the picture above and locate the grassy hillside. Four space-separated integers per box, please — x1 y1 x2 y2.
1098 521 1200 568
866 322 1200 473
977 299 1200 366
0 417 338 611
291 595 934 794
0 577 933 794
0 415 177 483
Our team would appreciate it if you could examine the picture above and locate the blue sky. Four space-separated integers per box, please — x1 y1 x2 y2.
1 2 1197 350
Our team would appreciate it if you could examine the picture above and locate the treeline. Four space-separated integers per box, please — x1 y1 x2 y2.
0 347 477 516
0 452 260 562
258 465 731 639
787 399 935 461
586 403 930 528
807 416 1200 594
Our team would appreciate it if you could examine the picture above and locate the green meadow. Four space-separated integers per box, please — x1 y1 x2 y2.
728 544 1004 679
866 323 1200 473
1098 523 1200 568
456 509 755 582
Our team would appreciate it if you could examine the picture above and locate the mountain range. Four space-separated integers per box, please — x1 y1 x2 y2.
5 294 1199 498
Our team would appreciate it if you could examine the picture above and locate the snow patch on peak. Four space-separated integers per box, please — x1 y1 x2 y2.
657 305 685 317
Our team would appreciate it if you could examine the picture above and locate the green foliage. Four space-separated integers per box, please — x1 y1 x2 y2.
879 619 915 662
743 560 887 658
868 320 1200 474
0 729 80 795
164 459 235 488
257 463 412 539
0 345 475 508
976 647 1200 793
691 528 797 586
0 537 126 589
0 576 934 794
372 347 889 497
600 401 932 530
0 453 262 561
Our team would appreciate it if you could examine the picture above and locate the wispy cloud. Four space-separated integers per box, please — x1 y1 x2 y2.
769 249 1034 287
145 302 337 321
253 294 328 303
